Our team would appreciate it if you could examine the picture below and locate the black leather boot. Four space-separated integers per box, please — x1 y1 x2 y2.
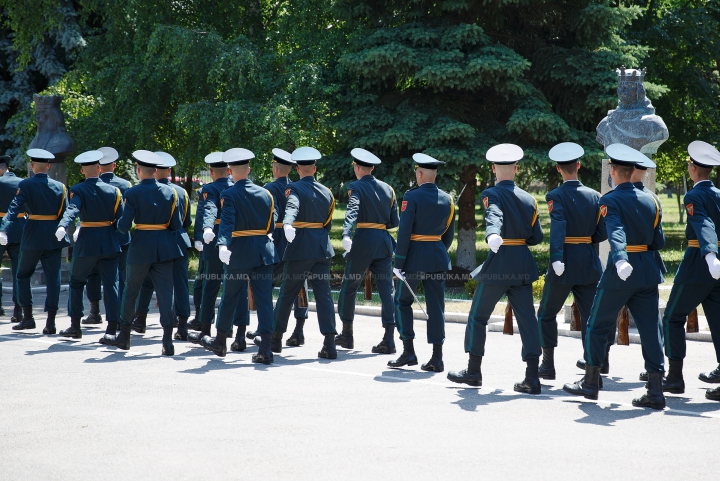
131 311 148 334
563 365 601 400
421 344 444 372
60 317 82 339
706 387 720 401
663 358 685 394
174 315 188 341
633 372 666 409
11 303 22 323
286 319 305 346
245 327 258 340
699 364 720 383
252 333 274 364
514 359 542 394
318 333 338 359
538 347 555 380
231 330 247 352
0 304 4 317
162 326 174 356
335 321 354 349
105 321 117 335
447 355 482 387
639 371 648 382
81 300 102 324
601 345 610 374
388 339 418 368
201 331 227 358
372 325 396 354
100 324 131 350
188 322 211 345
187 316 202 331
42 310 57 335
13 305 36 330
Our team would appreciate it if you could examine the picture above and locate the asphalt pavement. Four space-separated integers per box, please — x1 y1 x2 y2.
1 295 719 481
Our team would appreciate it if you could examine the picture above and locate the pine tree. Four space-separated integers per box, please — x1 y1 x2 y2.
330 0 653 270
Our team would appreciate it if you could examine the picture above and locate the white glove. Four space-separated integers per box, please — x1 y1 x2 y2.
487 234 503 253
615 259 633 281
55 226 66 242
203 227 215 244
705 252 720 280
73 227 81 242
342 236 352 252
194 240 204 252
393 268 405 281
267 233 274 240
284 224 296 243
552 261 565 276
219 245 232 265
0 231 8 246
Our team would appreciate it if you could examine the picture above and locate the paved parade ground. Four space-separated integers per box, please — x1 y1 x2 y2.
1 297 719 480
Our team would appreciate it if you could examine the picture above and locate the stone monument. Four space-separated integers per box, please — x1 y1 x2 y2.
28 94 75 184
596 66 669 262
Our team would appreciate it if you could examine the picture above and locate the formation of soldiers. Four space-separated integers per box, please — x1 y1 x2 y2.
2 138 720 411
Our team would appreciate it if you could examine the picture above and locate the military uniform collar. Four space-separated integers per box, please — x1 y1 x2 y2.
140 178 157 185
694 180 713 189
85 177 101 183
360 174 375 181
496 180 515 187
2 171 15 177
158 178 169 184
100 172 115 180
419 182 437 189
633 181 645 189
213 177 231 185
275 177 289 184
299 176 315 183
614 182 635 190
33 172 48 178
562 179 581 186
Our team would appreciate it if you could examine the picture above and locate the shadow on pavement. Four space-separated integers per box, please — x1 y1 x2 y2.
447 386 556 411
373 369 438 383
566 400 655 426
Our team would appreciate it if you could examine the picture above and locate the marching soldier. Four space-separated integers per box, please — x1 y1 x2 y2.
0 148 69 334
99 150 183 355
270 147 338 358
199 148 279 363
131 152 192 339
54 150 123 338
660 141 720 402
0 154 26 321
188 153 233 344
83 147 132 326
246 148 309 348
447 144 543 393
389 153 455 372
189 159 216 332
536 143 607 379
337 148 399 353
563 143 667 409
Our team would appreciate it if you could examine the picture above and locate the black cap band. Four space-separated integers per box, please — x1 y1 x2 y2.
608 157 637 167
227 159 250 166
353 160 375 168
273 155 294 166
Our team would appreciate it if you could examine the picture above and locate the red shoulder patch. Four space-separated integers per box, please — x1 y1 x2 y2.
285 188 291 198
202 192 207 201
686 203 694 216
401 201 407 212
547 200 553 213
599 205 607 217
482 197 489 209
347 189 352 198
69 192 74 200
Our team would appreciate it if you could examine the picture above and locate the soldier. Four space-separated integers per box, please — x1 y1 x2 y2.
54 150 123 339
659 141 720 402
447 144 543 393
188 152 233 344
389 153 455 372
130 152 192 340
82 147 132 326
199 148 279 364
536 143 607 379
0 148 69 334
336 148 399 353
269 147 338 358
563 143 667 409
0 154 26 321
99 150 183 355
246 148 309 348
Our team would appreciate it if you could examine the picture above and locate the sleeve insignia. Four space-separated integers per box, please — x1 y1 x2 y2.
203 192 207 201
482 197 489 209
220 198 224 208
401 200 407 212
285 188 291 198
16 188 20 195
547 200 553 213
69 192 74 199
347 189 352 197
599 205 607 217
686 203 694 216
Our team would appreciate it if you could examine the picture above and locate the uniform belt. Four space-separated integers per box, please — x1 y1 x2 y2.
28 214 59 221
0 212 27 218
502 238 527 246
214 219 221 225
80 221 113 227
135 224 167 231
564 236 592 244
410 234 441 242
626 245 648 253
232 230 268 237
294 222 324 228
687 240 720 248
275 222 283 228
357 223 386 230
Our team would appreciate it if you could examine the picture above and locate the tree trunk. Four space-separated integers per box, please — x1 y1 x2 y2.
547 162 560 191
455 165 478 270
676 188 684 224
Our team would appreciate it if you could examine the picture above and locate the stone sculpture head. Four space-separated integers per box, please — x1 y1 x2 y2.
616 66 649 109
28 94 75 163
